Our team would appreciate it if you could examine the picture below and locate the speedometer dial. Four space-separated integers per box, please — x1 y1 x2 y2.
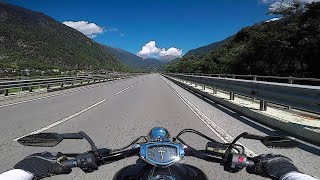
147 145 178 163
140 143 184 167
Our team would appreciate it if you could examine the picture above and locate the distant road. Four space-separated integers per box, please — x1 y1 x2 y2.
0 74 319 179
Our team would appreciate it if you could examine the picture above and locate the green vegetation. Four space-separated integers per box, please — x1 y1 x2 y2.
0 3 128 72
165 2 320 78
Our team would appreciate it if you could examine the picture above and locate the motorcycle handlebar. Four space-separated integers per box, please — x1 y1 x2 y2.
60 148 140 169
60 147 255 172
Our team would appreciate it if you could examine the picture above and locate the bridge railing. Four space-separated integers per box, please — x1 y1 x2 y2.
164 73 320 114
0 73 136 96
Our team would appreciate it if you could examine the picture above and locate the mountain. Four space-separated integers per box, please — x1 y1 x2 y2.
101 45 164 69
165 2 320 78
0 3 122 71
184 35 234 58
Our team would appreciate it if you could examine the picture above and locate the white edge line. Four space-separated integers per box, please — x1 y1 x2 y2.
12 99 107 141
114 86 131 96
162 77 257 157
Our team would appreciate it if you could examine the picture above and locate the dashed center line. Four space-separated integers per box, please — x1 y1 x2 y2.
114 86 131 96
12 99 107 141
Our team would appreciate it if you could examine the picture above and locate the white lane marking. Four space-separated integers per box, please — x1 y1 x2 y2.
114 86 130 96
162 77 257 157
217 104 236 114
12 99 107 141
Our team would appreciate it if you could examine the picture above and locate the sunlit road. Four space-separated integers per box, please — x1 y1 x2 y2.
0 74 319 179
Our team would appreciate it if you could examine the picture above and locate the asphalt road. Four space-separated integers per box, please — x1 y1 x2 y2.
0 74 319 180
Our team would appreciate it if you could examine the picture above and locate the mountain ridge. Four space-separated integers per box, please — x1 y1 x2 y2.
165 2 320 78
0 3 122 71
101 45 164 69
184 35 234 58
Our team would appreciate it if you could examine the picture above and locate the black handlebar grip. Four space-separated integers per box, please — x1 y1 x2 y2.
246 159 255 167
60 159 77 168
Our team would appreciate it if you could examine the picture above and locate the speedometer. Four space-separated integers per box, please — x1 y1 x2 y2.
140 143 185 167
148 145 178 163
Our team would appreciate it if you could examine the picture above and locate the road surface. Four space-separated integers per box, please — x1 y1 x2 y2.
0 74 319 179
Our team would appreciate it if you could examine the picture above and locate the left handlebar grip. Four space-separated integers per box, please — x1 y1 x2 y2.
60 153 98 170
60 159 77 168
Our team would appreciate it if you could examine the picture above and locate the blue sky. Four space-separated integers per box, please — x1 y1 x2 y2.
7 0 274 58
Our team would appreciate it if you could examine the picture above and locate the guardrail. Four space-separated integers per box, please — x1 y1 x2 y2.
0 73 135 97
165 73 320 114
183 73 320 86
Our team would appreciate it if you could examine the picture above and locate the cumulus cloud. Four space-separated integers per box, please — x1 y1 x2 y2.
266 17 283 22
63 21 104 38
136 41 182 61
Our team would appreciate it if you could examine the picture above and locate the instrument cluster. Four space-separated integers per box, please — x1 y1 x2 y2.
140 142 185 167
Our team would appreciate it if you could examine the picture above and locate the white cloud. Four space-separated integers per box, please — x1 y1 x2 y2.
266 17 283 22
63 21 104 38
136 41 182 61
159 47 183 59
120 33 125 37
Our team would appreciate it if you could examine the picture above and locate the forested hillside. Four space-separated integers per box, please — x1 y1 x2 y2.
165 2 320 78
0 3 123 71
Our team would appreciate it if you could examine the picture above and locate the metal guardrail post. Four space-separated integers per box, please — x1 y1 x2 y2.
253 76 257 101
47 84 50 89
289 77 294 84
29 86 33 92
4 89 8 96
230 92 235 100
253 76 257 81
202 84 205 90
260 100 267 111
213 87 217 94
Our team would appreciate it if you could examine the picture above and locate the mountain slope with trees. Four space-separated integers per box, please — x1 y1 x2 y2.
165 2 320 78
0 3 123 71
184 35 234 59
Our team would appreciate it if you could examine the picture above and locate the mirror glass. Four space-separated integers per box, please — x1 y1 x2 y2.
17 133 63 147
261 136 299 148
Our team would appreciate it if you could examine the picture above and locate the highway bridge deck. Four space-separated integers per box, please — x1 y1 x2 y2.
0 74 318 179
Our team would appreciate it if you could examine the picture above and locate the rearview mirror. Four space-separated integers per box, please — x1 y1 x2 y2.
18 133 63 147
261 136 299 148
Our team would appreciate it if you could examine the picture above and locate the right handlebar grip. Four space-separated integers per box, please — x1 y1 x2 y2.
246 159 255 167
